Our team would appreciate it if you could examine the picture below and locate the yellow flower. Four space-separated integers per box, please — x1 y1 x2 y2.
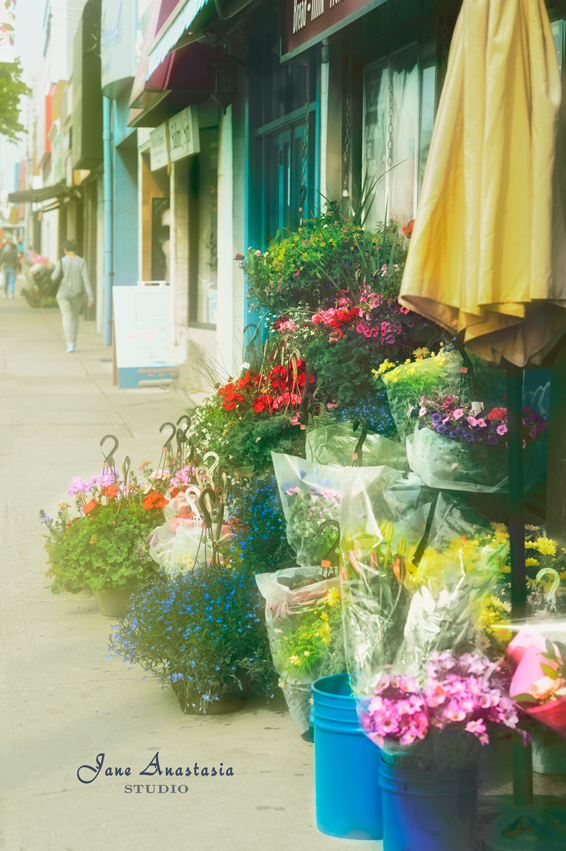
525 557 539 567
535 537 557 556
289 655 300 665
525 541 537 549
325 588 340 607
413 347 429 358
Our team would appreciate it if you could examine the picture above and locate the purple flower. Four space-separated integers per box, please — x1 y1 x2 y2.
485 434 498 446
464 434 475 442
436 425 449 435
454 428 466 439
430 412 442 425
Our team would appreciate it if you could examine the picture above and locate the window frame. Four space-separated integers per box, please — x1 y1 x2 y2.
361 37 437 228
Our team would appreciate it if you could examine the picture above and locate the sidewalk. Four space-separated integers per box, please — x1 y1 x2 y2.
0 300 380 851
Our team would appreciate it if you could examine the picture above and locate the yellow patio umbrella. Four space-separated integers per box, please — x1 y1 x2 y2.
399 0 566 367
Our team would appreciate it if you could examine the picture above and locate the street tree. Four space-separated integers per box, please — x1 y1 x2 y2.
0 58 31 143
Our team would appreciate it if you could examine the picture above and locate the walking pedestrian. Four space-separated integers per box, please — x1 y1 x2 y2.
51 240 94 353
1 237 19 298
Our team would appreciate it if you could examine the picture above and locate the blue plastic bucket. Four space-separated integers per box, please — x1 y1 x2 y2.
379 759 478 851
311 673 383 840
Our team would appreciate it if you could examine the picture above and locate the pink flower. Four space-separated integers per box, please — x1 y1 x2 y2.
465 719 487 736
476 418 487 428
419 407 427 417
254 250 262 257
293 270 300 277
453 408 464 420
496 423 508 436
424 683 447 707
467 416 478 427
442 701 466 722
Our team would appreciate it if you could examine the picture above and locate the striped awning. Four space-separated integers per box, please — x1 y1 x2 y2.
146 0 213 79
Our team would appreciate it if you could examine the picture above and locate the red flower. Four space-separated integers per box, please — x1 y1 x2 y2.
403 220 415 239
83 500 97 514
487 407 507 422
101 485 117 500
142 492 169 511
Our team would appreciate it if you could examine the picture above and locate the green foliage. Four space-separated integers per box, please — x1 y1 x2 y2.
227 476 294 575
44 500 165 593
305 332 382 406
278 587 346 679
20 284 58 308
188 393 305 477
108 566 277 713
0 59 31 142
238 209 407 315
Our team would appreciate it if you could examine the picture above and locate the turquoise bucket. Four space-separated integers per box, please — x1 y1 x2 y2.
311 673 383 840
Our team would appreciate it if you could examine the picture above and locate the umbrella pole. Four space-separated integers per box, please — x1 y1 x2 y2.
506 365 533 807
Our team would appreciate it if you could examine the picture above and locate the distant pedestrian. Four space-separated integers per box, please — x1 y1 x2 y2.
1 238 19 298
52 240 94 353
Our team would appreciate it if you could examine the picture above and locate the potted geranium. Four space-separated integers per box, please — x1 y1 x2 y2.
41 465 167 616
108 564 276 714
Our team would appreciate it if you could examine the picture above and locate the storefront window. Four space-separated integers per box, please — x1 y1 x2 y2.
363 42 436 228
189 127 218 326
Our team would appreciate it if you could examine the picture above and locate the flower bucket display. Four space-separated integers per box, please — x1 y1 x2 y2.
256 566 346 736
311 674 382 840
379 761 478 851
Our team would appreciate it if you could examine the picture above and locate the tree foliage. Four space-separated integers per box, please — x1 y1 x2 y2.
0 58 31 143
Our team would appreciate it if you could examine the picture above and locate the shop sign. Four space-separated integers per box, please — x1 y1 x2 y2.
149 124 169 171
282 0 386 60
168 106 200 162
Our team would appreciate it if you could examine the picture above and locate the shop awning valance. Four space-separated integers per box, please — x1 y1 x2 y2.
146 0 214 79
8 180 69 205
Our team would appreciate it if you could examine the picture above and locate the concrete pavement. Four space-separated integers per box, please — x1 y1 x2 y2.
0 298 381 851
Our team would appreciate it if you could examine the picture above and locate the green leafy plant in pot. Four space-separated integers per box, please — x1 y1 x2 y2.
41 464 167 611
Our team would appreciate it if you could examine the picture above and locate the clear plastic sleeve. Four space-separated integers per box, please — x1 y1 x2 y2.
271 452 381 568
306 419 407 470
340 475 507 696
406 424 546 493
256 566 345 735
